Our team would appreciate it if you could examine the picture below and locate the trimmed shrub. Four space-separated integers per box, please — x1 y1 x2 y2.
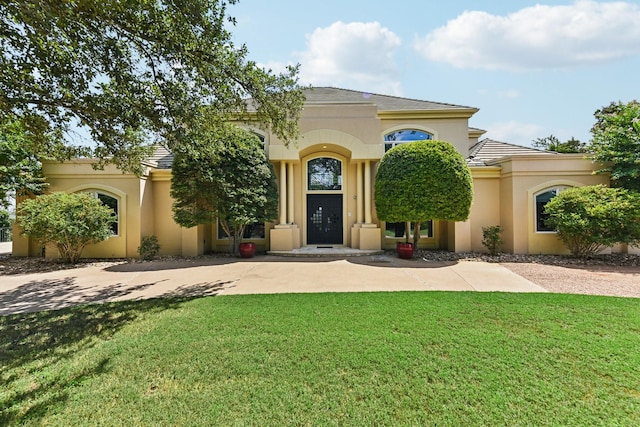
17 192 115 263
482 225 503 255
375 140 473 245
544 185 640 258
138 235 161 260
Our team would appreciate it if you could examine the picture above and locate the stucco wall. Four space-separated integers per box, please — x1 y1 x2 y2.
468 168 502 252
380 117 471 156
150 170 183 256
19 160 144 259
493 155 609 254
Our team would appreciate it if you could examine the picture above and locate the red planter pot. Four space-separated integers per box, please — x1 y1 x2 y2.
238 242 256 258
396 242 414 259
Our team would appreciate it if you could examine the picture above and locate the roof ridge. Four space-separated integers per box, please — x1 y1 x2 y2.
307 86 477 110
467 139 487 158
479 138 551 153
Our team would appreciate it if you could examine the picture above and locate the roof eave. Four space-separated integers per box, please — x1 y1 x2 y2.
378 108 479 120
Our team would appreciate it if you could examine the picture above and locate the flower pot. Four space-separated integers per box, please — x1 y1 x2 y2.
396 242 414 259
238 242 256 258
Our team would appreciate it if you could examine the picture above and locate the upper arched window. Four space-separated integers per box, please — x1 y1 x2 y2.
535 186 569 232
307 157 342 191
384 129 433 152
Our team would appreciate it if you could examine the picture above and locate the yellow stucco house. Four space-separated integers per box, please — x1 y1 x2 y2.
13 87 611 259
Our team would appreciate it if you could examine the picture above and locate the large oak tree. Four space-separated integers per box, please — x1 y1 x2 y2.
171 121 278 253
0 0 304 175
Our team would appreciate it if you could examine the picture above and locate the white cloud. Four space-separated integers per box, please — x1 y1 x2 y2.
415 0 640 70
484 121 544 145
297 21 403 95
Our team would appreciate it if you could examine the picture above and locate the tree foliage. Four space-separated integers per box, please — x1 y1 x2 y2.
544 185 640 258
0 119 48 207
0 209 10 228
17 192 116 263
171 122 278 252
374 140 473 245
589 100 640 191
0 0 305 175
532 134 587 153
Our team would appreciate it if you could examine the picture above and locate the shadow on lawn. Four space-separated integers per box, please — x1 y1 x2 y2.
0 297 187 425
103 254 460 273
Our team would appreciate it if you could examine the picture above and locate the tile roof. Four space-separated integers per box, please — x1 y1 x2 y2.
146 146 174 169
300 87 477 111
467 139 553 166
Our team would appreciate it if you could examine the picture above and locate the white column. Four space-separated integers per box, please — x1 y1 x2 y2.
364 160 372 224
287 162 294 224
279 161 287 225
356 161 364 223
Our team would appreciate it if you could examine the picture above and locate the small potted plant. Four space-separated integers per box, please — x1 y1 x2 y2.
238 241 256 258
396 241 414 259
394 221 414 259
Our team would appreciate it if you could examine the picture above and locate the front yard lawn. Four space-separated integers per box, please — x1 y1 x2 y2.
2 292 639 425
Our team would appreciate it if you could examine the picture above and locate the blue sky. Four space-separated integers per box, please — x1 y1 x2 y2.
228 0 640 147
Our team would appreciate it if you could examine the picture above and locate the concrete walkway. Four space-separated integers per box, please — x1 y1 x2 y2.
0 254 547 315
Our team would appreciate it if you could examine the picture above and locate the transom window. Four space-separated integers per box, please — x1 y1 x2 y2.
384 129 433 152
308 157 342 191
535 186 569 232
86 192 119 235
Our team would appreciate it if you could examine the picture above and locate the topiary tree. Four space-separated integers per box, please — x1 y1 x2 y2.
17 192 116 263
543 185 640 258
374 140 473 246
171 122 278 253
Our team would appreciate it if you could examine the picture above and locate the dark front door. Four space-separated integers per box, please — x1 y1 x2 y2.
307 194 343 244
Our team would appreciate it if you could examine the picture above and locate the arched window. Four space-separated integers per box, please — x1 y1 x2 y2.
384 129 433 152
86 192 119 235
307 157 342 191
535 186 569 232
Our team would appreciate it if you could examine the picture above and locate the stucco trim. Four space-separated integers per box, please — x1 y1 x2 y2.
378 108 478 120
470 167 502 179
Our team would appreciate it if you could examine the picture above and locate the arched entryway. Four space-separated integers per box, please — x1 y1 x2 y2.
305 156 345 245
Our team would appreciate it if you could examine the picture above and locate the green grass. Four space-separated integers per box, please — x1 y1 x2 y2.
2 292 640 426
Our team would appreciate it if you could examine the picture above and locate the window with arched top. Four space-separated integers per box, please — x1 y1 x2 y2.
85 192 119 235
307 157 342 191
384 129 433 152
535 186 570 232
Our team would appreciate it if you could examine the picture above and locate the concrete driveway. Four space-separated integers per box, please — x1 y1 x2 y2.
0 254 547 315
